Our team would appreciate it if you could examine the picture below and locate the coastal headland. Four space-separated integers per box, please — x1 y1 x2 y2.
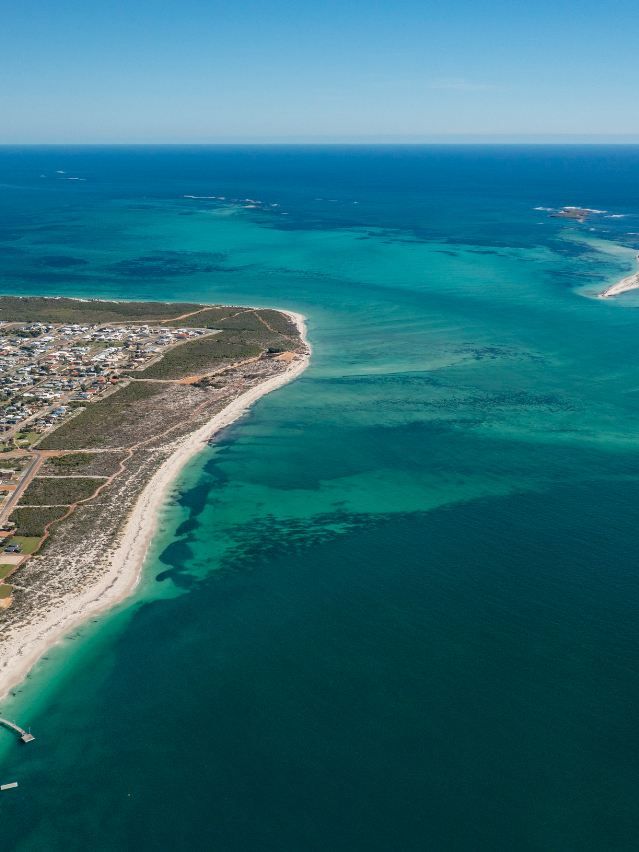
598 253 639 298
0 298 309 702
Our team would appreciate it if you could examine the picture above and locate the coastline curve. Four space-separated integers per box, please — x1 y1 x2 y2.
0 310 310 704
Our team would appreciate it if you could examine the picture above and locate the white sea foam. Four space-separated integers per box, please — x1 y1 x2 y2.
564 206 607 214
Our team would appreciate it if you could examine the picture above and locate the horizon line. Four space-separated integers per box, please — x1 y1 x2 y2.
2 138 639 147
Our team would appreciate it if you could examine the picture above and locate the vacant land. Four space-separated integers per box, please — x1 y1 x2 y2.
0 297 205 324
38 382 165 450
164 306 246 328
40 452 126 477
136 332 262 379
40 452 95 472
9 507 69 536
20 477 104 506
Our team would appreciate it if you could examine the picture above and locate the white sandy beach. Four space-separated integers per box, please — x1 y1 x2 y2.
0 310 310 704
599 254 639 298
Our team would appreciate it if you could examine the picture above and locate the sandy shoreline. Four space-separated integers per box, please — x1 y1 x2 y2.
598 254 639 298
0 310 310 705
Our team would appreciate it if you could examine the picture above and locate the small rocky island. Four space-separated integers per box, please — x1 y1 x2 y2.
550 206 598 223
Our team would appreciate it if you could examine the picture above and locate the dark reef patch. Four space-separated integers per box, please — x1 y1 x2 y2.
108 250 230 278
220 509 391 573
37 255 89 268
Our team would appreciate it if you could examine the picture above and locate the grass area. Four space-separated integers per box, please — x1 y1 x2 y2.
136 331 262 379
0 564 15 579
37 381 164 450
8 508 68 537
0 584 12 599
20 476 104 506
15 430 40 447
0 297 207 324
9 535 42 554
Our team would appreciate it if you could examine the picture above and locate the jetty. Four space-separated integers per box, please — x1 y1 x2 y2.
0 718 35 743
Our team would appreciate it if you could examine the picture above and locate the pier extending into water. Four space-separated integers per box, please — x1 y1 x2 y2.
0 718 35 743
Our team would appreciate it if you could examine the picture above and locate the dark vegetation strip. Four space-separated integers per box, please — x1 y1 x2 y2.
257 309 300 335
40 452 126 477
165 307 246 328
9 506 69 537
0 297 207 324
19 476 105 506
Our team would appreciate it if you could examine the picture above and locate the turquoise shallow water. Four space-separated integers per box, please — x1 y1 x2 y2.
1 146 639 849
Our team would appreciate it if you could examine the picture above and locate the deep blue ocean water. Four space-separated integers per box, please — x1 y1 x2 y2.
0 146 639 850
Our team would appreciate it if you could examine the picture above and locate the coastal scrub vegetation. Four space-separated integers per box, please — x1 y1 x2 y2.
164 306 246 328
40 453 95 472
41 452 126 477
135 331 262 379
256 309 300 336
20 477 104 506
37 382 164 450
0 297 207 324
9 506 68 536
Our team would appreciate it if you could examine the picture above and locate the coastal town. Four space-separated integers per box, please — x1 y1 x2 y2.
0 318 213 603
0 299 308 628
0 319 210 445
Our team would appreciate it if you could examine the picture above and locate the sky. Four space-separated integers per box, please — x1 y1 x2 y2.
2 0 638 143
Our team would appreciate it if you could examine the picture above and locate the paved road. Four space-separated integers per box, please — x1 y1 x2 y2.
0 452 44 525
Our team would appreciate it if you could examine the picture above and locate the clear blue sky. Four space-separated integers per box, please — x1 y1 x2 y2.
2 0 638 143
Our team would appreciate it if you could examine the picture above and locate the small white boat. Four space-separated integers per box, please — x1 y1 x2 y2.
1 781 18 791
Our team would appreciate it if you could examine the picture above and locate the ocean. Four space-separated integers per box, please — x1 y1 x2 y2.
0 145 638 850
